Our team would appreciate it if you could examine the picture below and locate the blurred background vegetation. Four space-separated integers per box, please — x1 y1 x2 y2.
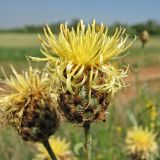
0 18 160 160
1 19 160 36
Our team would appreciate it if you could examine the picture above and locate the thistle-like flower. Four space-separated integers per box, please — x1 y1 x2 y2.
0 66 60 142
31 20 134 125
125 127 158 160
33 136 75 160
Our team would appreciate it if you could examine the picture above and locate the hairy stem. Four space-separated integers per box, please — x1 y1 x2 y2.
42 139 57 160
83 121 92 160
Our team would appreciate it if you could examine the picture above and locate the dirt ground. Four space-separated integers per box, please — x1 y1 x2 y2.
116 66 160 106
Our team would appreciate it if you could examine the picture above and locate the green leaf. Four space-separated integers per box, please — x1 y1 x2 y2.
73 142 84 156
127 110 138 127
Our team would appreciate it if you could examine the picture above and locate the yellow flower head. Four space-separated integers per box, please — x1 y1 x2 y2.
31 20 134 96
0 66 51 122
125 127 158 160
0 66 59 142
34 136 74 160
31 20 135 124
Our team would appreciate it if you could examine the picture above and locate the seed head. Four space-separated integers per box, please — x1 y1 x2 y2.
0 66 60 142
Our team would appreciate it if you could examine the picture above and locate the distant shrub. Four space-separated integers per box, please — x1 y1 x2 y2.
0 19 160 36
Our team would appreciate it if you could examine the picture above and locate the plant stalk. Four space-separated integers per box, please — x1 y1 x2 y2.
42 139 57 160
83 121 91 160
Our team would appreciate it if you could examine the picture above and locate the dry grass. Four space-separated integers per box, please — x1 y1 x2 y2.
0 33 40 48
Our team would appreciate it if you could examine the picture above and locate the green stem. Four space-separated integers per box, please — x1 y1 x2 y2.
134 46 145 105
83 121 91 160
42 139 57 160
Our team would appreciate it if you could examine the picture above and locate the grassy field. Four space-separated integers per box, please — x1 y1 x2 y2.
0 33 160 160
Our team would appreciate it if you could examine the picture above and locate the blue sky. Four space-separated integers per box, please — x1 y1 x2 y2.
0 0 159 29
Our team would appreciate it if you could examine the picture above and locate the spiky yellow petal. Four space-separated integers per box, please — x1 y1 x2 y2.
30 20 135 96
33 136 75 160
125 126 158 160
0 66 52 116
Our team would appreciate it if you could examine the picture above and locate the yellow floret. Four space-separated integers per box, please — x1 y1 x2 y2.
125 126 158 160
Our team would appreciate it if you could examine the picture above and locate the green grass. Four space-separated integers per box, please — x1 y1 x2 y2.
0 47 43 76
0 127 35 160
0 47 40 61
